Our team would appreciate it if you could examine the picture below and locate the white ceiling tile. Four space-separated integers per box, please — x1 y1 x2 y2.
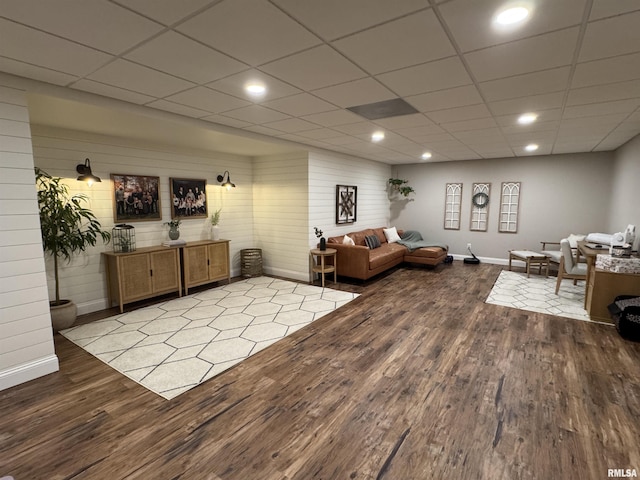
332 10 455 74
176 0 321 66
488 92 565 116
405 85 483 112
273 0 429 41
572 52 640 88
301 109 363 127
516 145 553 156
223 105 291 124
501 120 560 135
332 122 377 135
495 109 562 127
114 0 214 25
427 104 492 124
373 114 435 130
393 124 446 138
414 132 456 143
563 99 640 119
88 59 195 97
453 128 505 143
505 131 557 145
125 31 247 84
441 117 497 132
146 99 211 118
0 19 113 77
579 11 640 62
322 135 361 146
201 115 253 129
552 141 600 154
479 67 571 102
475 147 515 159
243 124 288 136
296 128 342 140
465 28 579 82
589 0 640 20
262 117 318 133
377 56 472 96
567 80 640 106
0 57 78 86
71 79 155 104
165 86 251 113
560 113 628 130
0 0 163 54
263 93 336 117
207 69 301 103
439 0 586 52
260 45 367 91
312 78 396 108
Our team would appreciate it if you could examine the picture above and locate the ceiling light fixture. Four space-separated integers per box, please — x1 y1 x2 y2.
217 170 236 190
76 158 101 186
495 6 530 26
371 131 385 142
524 144 539 152
245 82 266 96
421 152 432 160
518 113 538 125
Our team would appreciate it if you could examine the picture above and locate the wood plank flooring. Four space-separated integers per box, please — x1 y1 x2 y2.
1 262 639 479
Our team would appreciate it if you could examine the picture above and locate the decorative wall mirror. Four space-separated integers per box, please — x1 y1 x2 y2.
470 183 491 232
498 181 521 233
444 183 463 230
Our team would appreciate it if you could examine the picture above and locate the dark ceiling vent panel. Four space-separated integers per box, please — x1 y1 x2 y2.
346 98 419 120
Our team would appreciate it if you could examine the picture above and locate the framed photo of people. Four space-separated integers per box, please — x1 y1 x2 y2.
111 173 161 222
170 178 208 219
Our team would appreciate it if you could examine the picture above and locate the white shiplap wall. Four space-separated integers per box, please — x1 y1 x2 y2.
30 126 254 314
0 81 59 390
308 151 392 242
253 152 309 281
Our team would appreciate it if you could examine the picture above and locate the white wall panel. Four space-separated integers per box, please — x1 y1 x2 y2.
0 80 58 390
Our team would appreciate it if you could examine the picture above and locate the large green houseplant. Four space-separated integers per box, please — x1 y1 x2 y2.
36 168 111 330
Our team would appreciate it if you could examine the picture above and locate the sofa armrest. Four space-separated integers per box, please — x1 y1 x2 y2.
326 243 370 279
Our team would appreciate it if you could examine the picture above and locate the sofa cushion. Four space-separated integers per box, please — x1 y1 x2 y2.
405 246 446 259
351 229 376 246
364 234 381 249
369 243 406 270
372 227 387 244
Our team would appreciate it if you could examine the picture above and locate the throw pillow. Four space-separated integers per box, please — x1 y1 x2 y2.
343 235 355 245
364 234 381 249
567 233 586 248
383 226 401 244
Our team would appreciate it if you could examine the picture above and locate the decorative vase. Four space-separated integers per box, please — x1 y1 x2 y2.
169 226 180 240
50 300 77 332
211 225 220 241
319 237 327 251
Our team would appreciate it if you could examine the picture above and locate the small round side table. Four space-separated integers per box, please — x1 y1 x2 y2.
309 248 337 287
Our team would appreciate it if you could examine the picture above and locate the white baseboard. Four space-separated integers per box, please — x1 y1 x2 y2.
264 266 309 283
0 355 59 392
451 254 510 265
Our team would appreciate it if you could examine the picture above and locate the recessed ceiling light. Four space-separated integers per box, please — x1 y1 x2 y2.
494 5 530 27
525 143 539 152
518 113 538 125
371 131 385 142
245 82 266 96
421 152 432 160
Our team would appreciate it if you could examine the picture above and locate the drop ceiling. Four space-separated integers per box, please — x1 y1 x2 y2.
2 0 640 164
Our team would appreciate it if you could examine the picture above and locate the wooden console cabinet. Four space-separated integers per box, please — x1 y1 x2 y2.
103 246 182 313
182 240 230 294
586 268 640 323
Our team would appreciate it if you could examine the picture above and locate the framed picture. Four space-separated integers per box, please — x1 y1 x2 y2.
336 185 357 224
443 183 462 230
111 173 161 222
170 178 208 219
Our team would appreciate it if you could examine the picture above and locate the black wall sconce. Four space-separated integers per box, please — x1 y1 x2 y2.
76 158 101 186
217 170 236 190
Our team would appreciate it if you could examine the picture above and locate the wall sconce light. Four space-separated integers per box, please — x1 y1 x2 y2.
217 171 236 190
76 158 101 186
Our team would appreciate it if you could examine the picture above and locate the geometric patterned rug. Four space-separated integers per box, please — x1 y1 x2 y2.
60 277 359 400
486 269 613 325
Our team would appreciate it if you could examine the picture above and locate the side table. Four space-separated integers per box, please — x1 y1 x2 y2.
309 248 337 287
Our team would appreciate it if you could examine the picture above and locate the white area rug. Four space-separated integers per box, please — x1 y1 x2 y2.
61 277 359 400
486 270 611 324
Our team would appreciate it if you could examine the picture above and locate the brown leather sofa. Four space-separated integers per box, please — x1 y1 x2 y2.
325 227 448 280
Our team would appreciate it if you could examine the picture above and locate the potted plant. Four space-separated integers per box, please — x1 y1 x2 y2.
36 168 111 330
314 226 326 251
164 219 181 240
388 178 415 197
210 208 221 240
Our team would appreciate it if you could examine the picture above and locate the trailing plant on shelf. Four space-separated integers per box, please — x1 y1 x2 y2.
36 167 111 329
388 178 415 197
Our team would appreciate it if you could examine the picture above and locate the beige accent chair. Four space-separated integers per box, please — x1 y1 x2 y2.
541 233 586 268
555 238 588 294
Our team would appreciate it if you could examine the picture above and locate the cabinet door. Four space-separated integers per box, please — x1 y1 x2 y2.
120 253 153 302
184 245 210 286
150 249 180 293
208 242 229 281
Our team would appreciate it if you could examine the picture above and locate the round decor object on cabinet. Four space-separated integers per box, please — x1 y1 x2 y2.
472 192 489 208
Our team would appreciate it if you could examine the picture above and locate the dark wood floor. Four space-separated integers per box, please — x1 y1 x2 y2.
2 262 639 480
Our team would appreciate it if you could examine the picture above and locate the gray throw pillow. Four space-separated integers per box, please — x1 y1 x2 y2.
365 234 381 249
